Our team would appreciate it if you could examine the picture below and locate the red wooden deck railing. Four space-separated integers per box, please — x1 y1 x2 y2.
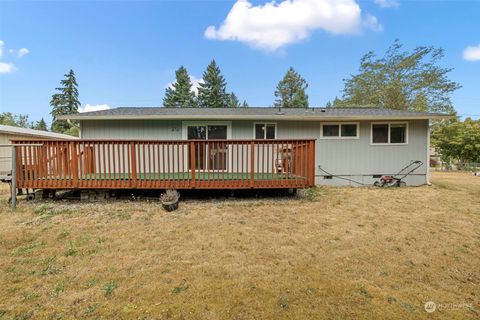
12 139 315 189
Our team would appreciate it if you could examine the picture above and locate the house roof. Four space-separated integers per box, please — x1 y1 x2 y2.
0 125 78 140
60 107 454 121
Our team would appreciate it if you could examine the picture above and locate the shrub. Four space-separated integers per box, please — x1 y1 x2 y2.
160 189 180 204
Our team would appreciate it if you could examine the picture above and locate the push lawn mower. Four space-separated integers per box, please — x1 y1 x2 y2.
373 160 423 188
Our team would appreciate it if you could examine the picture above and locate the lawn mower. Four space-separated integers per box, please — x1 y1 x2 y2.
373 160 423 188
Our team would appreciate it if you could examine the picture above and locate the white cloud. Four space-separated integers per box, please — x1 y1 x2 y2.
79 104 111 113
0 40 29 73
374 0 399 8
167 74 204 95
9 48 30 58
364 14 383 32
463 44 480 61
18 48 29 57
0 62 15 73
204 0 381 51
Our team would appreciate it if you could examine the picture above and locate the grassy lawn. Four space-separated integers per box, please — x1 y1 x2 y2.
0 172 478 319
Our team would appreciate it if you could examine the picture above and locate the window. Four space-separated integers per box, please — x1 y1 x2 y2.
320 123 359 139
187 126 207 140
371 123 408 144
322 125 339 137
255 123 276 139
182 121 231 140
341 124 358 137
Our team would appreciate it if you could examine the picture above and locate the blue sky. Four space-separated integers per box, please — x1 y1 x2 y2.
0 0 479 125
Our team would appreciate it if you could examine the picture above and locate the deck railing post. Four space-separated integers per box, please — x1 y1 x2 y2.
130 142 137 188
71 141 78 188
308 140 315 186
189 141 196 188
250 141 255 188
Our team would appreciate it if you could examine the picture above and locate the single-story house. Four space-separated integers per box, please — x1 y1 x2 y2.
46 107 451 187
0 125 76 179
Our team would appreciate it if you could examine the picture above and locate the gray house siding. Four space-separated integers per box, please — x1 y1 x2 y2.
80 120 183 140
79 119 429 186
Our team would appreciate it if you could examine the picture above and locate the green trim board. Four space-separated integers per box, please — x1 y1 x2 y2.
79 172 303 181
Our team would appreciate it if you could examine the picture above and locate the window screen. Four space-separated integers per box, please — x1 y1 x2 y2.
266 124 276 139
390 124 406 143
322 125 339 137
207 125 227 139
372 124 389 143
341 124 357 137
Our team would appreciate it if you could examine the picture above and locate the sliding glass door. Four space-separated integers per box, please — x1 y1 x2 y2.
187 125 228 171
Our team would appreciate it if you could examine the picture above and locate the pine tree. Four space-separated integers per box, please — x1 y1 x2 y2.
163 66 196 107
197 60 229 108
241 100 249 108
50 69 80 133
274 67 309 108
32 118 48 131
227 92 241 108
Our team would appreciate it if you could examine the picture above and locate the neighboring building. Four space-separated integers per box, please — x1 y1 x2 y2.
56 107 452 186
0 125 76 178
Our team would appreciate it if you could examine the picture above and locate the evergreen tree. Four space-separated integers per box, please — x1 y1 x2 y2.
336 40 460 113
197 60 229 108
274 67 309 108
50 69 80 133
241 100 249 108
31 118 48 131
163 66 196 107
227 92 241 108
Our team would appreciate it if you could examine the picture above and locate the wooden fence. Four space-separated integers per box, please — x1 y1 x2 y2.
12 139 315 189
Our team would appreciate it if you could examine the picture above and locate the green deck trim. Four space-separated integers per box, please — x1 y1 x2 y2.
80 172 303 181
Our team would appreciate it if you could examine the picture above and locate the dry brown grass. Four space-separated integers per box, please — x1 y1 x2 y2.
0 172 479 319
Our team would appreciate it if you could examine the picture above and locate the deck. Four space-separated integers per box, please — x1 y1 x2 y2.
12 139 315 190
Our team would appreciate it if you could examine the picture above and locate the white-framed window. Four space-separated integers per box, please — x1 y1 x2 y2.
254 122 277 140
320 122 359 139
371 122 408 145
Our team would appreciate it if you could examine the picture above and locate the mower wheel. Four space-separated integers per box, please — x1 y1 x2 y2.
373 181 381 187
397 181 407 188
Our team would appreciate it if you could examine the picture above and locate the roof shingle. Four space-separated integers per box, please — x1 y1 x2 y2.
60 107 452 121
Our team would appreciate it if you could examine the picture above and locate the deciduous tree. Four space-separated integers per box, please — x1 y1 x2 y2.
335 40 460 113
431 118 480 167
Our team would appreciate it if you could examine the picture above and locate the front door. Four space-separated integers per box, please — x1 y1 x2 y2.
187 125 228 171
